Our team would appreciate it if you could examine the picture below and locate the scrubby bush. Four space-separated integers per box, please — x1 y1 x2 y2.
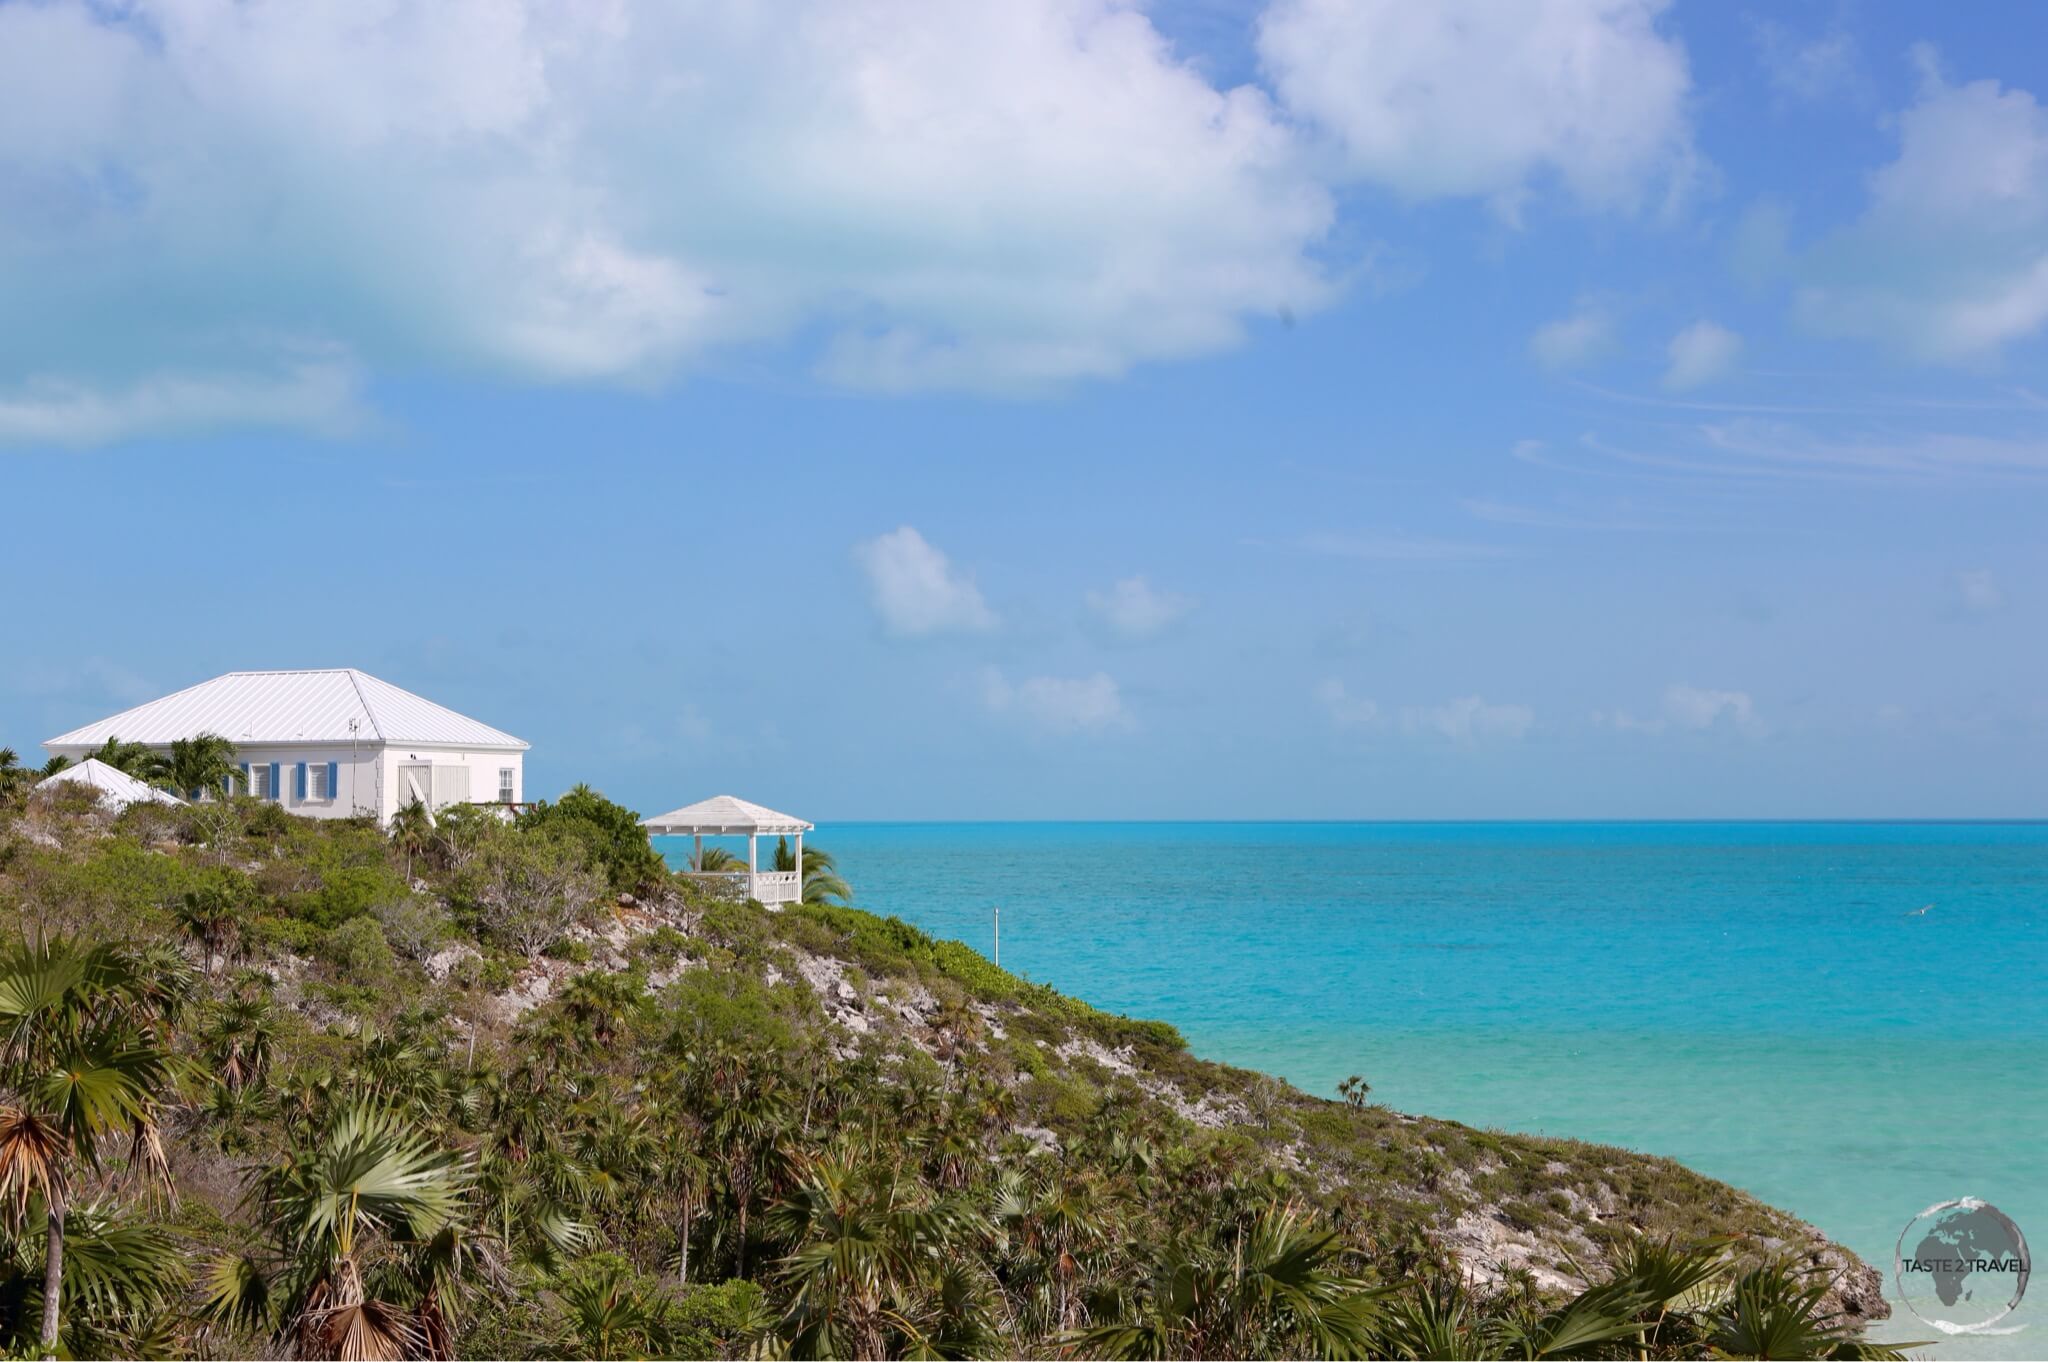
453 826 603 958
295 862 411 929
321 913 398 987
373 894 452 963
519 783 666 894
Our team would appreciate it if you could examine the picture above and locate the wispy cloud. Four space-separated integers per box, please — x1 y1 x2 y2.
1462 498 1704 533
1599 684 1763 737
853 527 997 638
1747 17 1864 105
1401 695 1534 743
1662 321 1743 390
1315 679 1379 730
1282 530 1508 562
1085 576 1195 641
1529 305 1613 371
981 668 1130 734
1950 568 2005 616
0 360 364 449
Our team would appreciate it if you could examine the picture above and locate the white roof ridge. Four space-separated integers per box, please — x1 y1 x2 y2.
342 668 385 742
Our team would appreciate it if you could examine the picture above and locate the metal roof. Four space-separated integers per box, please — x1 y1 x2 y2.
44 669 528 751
642 794 813 836
37 758 187 809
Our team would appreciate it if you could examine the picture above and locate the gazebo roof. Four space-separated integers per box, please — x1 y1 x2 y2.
38 758 188 810
641 794 813 836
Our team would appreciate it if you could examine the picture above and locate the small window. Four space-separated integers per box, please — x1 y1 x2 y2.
250 765 272 800
308 764 330 801
499 767 516 803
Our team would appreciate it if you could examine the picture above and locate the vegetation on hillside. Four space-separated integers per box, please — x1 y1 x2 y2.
0 776 1905 1359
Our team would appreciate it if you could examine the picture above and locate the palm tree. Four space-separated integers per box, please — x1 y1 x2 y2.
176 876 253 976
156 733 238 799
1071 1205 1383 1360
0 749 33 803
390 801 433 881
208 1101 473 1360
0 1199 188 1355
199 993 278 1094
690 845 747 874
772 839 853 905
766 1152 994 1359
0 935 176 1357
84 739 156 780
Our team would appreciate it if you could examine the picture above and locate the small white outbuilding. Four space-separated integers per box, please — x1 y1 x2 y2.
641 794 814 907
36 758 188 812
44 669 529 825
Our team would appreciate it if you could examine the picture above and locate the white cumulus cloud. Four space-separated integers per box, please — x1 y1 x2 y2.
1662 320 1743 390
1798 48 2048 361
1258 0 1695 217
1401 695 1534 743
981 669 1130 733
1085 576 1195 639
0 0 1339 444
853 527 997 638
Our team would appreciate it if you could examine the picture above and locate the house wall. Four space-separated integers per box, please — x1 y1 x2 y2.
42 742 524 825
42 743 382 821
377 744 524 823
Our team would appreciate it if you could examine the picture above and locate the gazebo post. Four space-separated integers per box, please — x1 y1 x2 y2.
747 833 758 899
693 834 702 870
794 830 804 897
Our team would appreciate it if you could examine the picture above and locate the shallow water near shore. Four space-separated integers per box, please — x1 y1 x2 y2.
658 821 2048 1356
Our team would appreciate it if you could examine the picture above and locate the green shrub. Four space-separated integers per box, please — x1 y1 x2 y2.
295 863 410 929
246 913 323 956
630 924 689 968
518 784 667 894
545 937 593 964
665 967 813 1052
322 914 398 987
667 1279 767 1360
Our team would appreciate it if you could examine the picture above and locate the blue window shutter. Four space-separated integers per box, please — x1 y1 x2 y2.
296 762 307 801
327 762 339 801
269 763 281 802
237 763 248 797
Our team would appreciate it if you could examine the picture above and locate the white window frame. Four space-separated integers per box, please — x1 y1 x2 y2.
250 764 273 800
307 762 331 802
499 767 516 803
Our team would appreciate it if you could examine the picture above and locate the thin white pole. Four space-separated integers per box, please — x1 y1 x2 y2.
993 906 1000 968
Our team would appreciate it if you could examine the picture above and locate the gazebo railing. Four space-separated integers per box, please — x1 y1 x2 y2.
677 869 802 907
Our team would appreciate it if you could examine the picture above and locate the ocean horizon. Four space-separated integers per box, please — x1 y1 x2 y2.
659 819 2047 1357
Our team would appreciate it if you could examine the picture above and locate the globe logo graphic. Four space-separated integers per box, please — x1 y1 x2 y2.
1895 1198 2031 1335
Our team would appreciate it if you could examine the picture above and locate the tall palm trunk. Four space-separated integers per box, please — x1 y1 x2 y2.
40 1200 63 1357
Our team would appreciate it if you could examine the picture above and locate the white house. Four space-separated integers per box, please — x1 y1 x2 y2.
44 669 528 824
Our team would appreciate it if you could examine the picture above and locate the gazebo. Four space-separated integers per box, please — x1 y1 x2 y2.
37 758 188 812
640 794 813 907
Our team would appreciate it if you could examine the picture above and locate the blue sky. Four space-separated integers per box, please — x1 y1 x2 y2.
3 0 2046 819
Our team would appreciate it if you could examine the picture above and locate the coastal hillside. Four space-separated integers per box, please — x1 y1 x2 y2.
0 777 1898 1359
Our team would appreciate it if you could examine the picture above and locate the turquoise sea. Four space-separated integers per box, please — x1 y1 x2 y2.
658 822 2047 1356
